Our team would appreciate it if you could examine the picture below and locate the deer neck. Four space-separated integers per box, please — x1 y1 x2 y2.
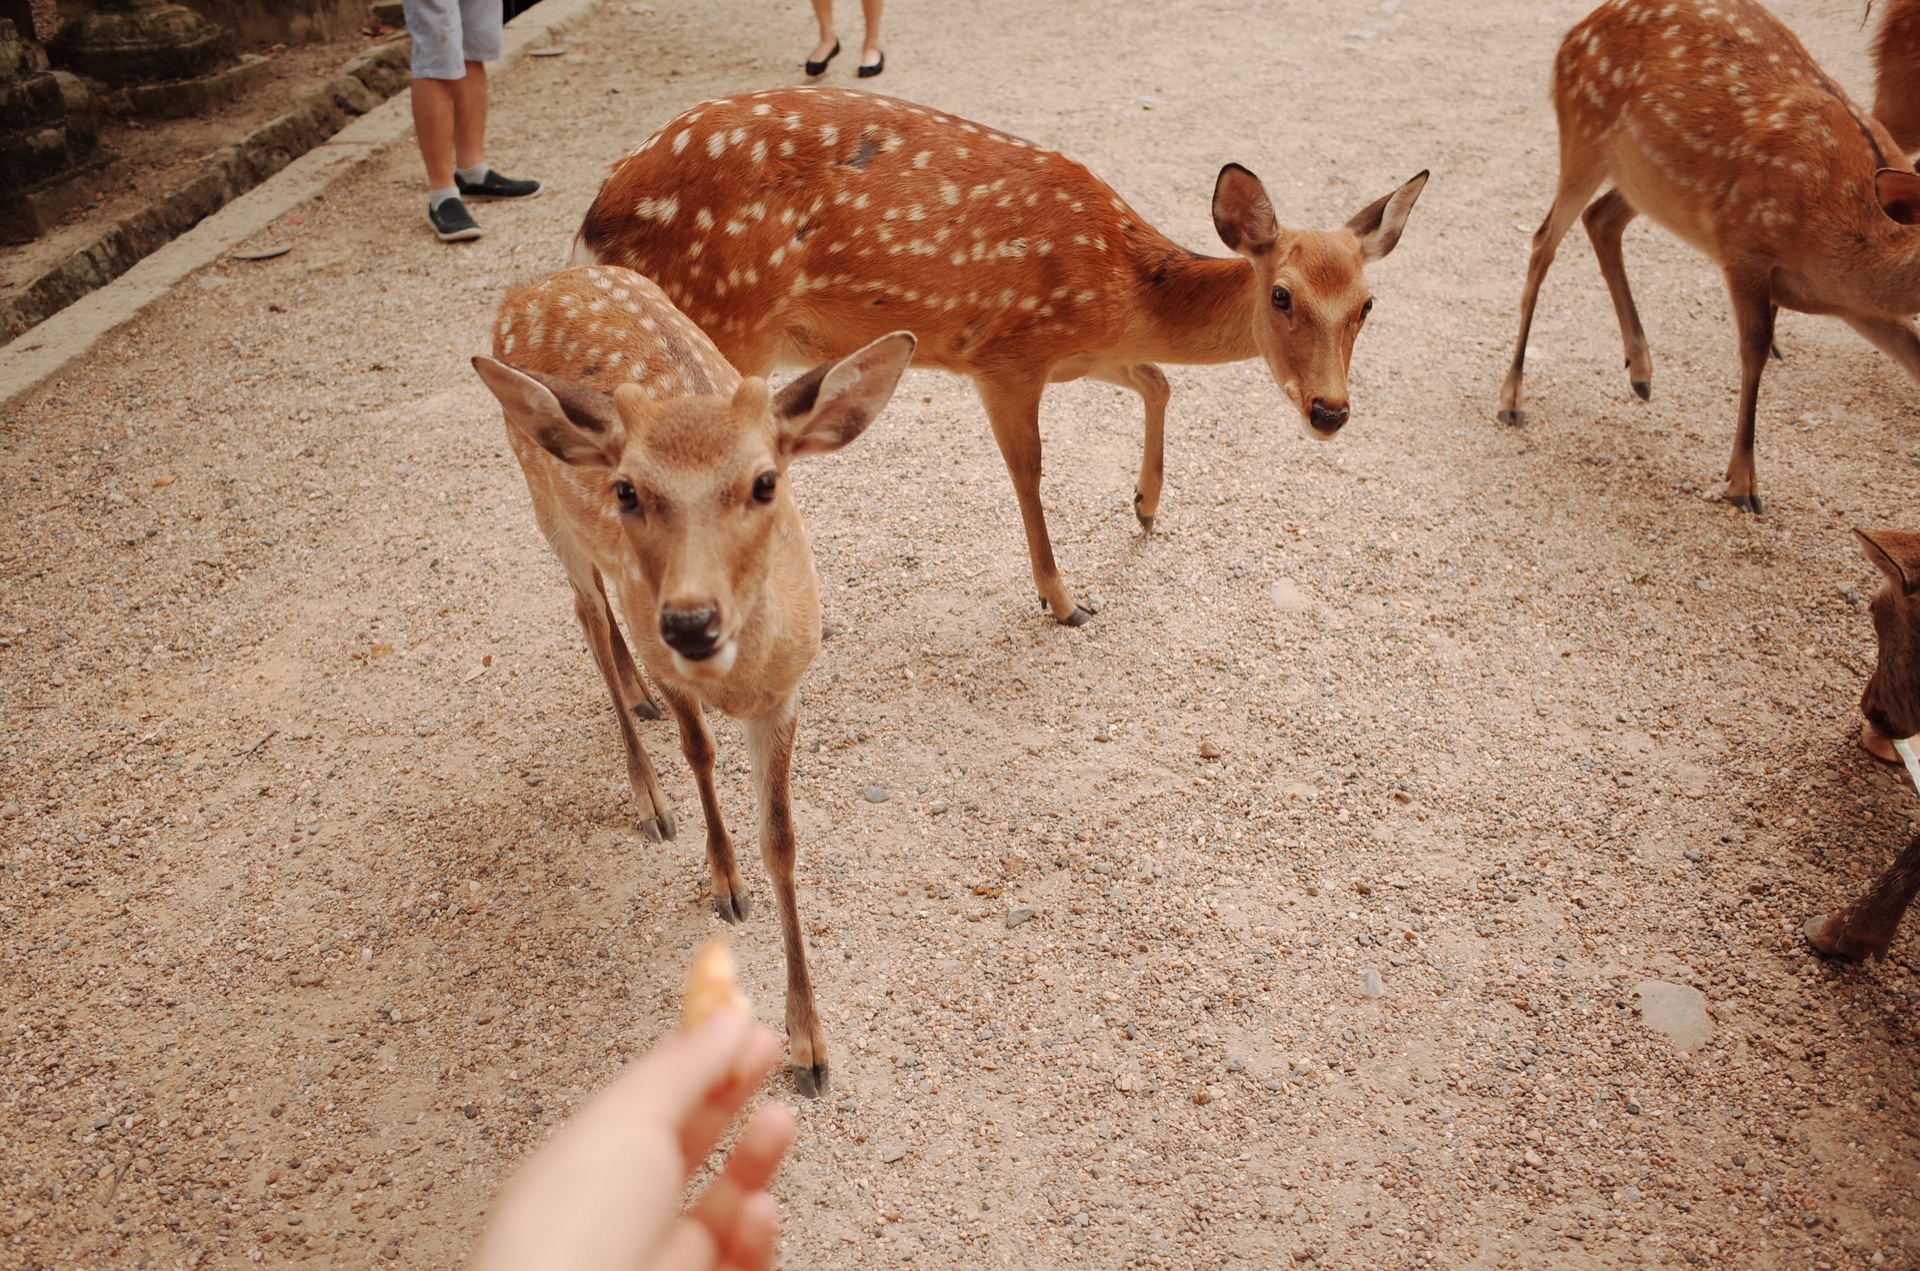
1132 247 1259 366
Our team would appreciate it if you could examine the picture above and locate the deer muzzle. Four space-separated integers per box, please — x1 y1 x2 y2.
659 604 737 677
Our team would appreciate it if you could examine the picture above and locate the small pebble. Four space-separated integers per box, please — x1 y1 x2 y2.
880 1145 906 1163
863 786 890 803
1005 903 1037 929
1359 969 1383 998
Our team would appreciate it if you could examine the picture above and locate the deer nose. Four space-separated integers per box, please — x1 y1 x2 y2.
659 605 723 660
1310 399 1349 433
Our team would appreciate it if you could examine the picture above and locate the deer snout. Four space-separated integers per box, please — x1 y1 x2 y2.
1309 398 1349 436
659 605 724 660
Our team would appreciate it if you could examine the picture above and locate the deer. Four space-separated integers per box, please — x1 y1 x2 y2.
1497 0 1920 515
1805 530 1920 962
471 264 917 1096
1874 0 1920 155
572 87 1427 625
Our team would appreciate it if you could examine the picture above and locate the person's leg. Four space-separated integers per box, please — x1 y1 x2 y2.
451 61 488 172
411 76 458 190
808 0 837 67
859 0 883 65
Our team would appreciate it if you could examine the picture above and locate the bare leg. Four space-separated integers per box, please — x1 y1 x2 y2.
808 0 837 64
658 684 749 923
1723 270 1776 514
748 702 827 1096
595 573 662 721
859 0 884 64
451 61 487 171
1581 189 1653 400
411 63 489 189
1805 833 1920 961
1091 363 1170 532
977 374 1089 625
1496 155 1608 426
569 576 673 842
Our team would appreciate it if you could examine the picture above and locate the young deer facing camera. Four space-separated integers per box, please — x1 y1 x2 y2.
473 265 915 1095
575 87 1426 624
1499 0 1920 513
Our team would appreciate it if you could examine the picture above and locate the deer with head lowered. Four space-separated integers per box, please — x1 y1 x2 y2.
574 87 1427 624
472 265 916 1096
1498 0 1920 514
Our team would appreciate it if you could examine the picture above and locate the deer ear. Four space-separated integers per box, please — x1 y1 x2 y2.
1875 168 1920 226
1347 170 1429 262
473 356 625 467
774 332 916 458
1858 528 1920 594
1212 164 1279 257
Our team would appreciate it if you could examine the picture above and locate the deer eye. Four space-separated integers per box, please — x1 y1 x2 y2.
1271 285 1293 315
752 472 778 504
613 479 639 513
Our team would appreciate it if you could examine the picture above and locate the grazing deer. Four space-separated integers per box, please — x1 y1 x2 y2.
1875 0 1920 155
574 88 1426 624
1806 530 1920 961
473 265 916 1095
1497 0 1920 514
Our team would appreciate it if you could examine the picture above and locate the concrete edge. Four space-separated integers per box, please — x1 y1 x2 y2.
0 0 608 411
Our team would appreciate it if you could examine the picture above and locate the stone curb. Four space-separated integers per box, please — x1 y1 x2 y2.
0 0 604 407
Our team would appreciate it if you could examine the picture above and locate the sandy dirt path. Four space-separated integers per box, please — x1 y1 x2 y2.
5 0 1920 1267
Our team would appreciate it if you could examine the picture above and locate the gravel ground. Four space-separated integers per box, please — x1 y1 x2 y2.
6 0 1920 1268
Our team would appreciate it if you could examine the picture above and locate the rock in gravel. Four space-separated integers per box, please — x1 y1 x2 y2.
880 1145 907 1163
1005 903 1037 929
1359 968 1383 998
863 786 890 803
1198 741 1222 760
1635 979 1712 1051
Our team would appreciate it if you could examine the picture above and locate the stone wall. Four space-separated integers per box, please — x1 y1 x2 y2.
49 0 369 44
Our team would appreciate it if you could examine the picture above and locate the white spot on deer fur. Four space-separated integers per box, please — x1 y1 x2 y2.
502 334 517 353
821 123 840 146
752 103 772 116
707 132 726 158
673 130 691 154
913 150 932 168
696 207 716 231
752 139 768 163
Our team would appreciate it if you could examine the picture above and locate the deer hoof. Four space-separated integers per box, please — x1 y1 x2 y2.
1631 380 1651 402
793 1061 829 1099
1495 408 1525 427
1803 914 1876 962
1137 512 1156 533
1861 720 1901 764
639 817 665 844
1726 492 1763 515
633 697 665 722
1062 605 1094 627
713 889 750 924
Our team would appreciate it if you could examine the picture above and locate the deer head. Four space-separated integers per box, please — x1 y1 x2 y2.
473 332 916 680
1859 528 1920 747
1212 165 1428 440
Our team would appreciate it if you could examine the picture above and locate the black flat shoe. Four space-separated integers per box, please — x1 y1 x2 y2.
857 50 884 78
804 38 839 76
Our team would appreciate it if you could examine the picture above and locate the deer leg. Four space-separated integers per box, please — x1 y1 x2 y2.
1580 189 1653 401
1805 833 1920 961
977 375 1090 626
658 683 749 923
746 702 827 1097
595 572 663 721
1091 363 1170 533
1497 161 1607 427
1723 271 1776 514
1841 314 1920 383
569 573 674 843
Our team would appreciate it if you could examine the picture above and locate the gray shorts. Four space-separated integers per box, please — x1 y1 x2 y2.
404 0 502 80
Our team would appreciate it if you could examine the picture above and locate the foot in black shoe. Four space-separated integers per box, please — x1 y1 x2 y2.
805 37 839 76
857 48 884 77
456 169 541 199
429 196 481 243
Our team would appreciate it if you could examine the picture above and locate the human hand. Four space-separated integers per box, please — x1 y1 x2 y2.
473 1011 796 1271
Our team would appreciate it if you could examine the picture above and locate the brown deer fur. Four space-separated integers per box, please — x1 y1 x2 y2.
472 265 916 1095
1806 530 1920 961
575 87 1426 624
1875 0 1920 155
1497 0 1920 514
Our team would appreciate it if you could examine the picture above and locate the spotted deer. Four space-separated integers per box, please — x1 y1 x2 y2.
1498 0 1920 514
574 88 1427 624
472 265 916 1095
1805 530 1920 961
1874 0 1920 155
